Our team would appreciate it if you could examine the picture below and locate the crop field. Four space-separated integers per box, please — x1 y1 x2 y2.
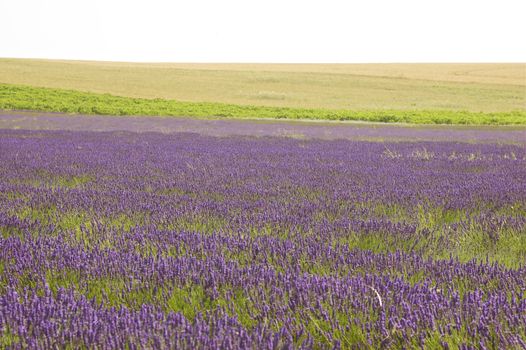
0 115 525 349
0 59 525 125
1 60 525 112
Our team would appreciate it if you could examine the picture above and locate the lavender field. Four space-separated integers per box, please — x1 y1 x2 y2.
0 117 525 349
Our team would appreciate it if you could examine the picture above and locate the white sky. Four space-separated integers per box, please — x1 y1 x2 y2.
1 0 525 63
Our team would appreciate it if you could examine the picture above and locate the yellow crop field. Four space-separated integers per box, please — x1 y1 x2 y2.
1 58 524 113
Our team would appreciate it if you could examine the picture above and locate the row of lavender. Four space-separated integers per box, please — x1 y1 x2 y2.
2 112 526 143
0 129 525 349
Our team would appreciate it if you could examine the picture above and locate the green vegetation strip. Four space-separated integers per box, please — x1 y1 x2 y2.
1 84 525 125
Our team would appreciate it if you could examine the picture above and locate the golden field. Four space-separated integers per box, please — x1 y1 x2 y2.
1 58 524 113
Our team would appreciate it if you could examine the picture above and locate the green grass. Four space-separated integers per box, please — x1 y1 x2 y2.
1 84 525 125
0 328 19 348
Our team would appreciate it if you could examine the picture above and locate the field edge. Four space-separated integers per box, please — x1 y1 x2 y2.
1 83 525 126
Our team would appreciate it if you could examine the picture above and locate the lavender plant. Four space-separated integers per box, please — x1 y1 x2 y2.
0 129 525 349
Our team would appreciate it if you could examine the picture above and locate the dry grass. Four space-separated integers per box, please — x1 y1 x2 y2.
0 58 524 112
135 62 526 86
